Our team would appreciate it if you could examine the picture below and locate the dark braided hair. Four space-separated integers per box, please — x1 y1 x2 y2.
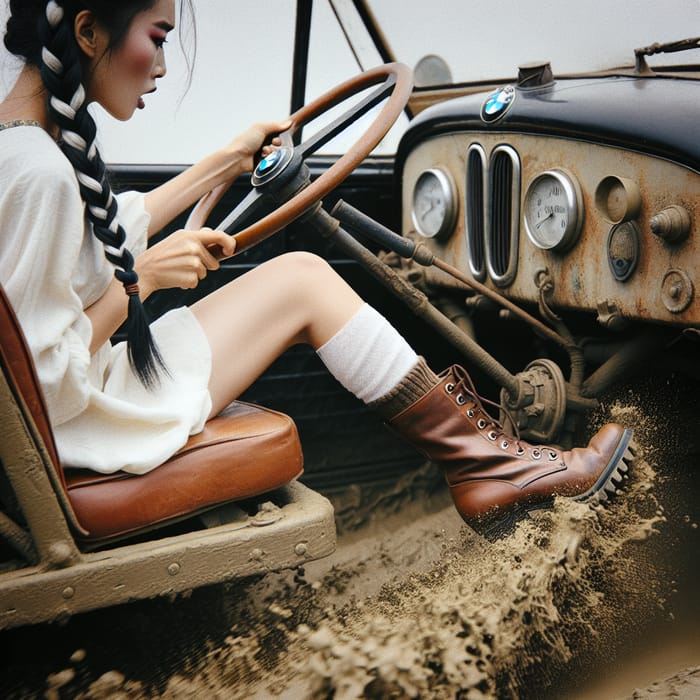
4 0 192 387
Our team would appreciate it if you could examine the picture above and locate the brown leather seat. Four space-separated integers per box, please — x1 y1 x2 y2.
0 284 303 544
65 401 303 541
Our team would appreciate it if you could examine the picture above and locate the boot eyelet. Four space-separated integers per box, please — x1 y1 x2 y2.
466 409 475 418
477 419 488 430
516 447 525 456
445 383 455 394
487 430 498 441
456 394 466 405
531 448 542 459
548 450 558 461
501 440 509 449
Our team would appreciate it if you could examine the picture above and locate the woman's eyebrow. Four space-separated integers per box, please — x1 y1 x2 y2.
154 20 175 32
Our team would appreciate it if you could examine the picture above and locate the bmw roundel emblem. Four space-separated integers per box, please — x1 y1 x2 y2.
481 85 515 122
251 146 294 187
257 149 282 173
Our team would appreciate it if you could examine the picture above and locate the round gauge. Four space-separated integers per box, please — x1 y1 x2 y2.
411 168 457 239
524 169 583 251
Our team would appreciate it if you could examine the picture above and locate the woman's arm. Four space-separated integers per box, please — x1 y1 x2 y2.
87 121 291 352
84 277 131 354
143 120 291 236
85 228 236 353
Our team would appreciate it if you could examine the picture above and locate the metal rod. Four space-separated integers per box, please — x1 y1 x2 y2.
306 208 521 397
332 199 576 353
581 329 672 398
290 0 313 145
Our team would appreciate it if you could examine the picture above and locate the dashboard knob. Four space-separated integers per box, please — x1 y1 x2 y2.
661 269 694 313
650 205 691 243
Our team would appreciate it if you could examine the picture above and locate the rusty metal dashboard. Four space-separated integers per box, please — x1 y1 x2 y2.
397 74 700 330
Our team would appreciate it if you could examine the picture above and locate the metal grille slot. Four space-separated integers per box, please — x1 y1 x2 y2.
465 144 486 280
486 145 520 286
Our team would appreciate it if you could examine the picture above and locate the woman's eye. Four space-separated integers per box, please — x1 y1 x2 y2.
152 37 168 49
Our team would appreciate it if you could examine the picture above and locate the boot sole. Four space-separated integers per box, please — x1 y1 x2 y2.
468 428 635 540
573 427 634 504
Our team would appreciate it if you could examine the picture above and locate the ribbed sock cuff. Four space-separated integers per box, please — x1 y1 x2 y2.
368 356 439 419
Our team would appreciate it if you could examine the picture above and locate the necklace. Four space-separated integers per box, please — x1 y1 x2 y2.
0 119 42 131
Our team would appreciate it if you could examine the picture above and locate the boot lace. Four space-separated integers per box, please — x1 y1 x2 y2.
444 366 559 461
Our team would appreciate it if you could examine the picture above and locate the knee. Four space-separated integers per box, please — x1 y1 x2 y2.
276 251 333 277
269 251 339 289
255 251 354 306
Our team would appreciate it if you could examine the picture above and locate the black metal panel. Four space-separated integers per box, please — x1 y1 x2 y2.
399 77 700 174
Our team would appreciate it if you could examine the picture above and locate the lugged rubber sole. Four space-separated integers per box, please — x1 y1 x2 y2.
573 427 634 504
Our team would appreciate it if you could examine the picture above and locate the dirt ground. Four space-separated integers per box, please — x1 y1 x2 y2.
1 374 699 699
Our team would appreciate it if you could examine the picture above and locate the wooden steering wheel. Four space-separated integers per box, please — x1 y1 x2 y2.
185 63 413 255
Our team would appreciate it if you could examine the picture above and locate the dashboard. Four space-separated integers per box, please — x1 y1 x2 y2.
397 74 700 330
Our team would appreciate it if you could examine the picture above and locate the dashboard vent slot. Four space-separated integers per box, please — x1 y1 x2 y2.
486 145 520 286
465 144 486 280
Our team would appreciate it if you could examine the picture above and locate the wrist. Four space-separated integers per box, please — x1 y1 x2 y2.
216 143 246 182
133 261 155 300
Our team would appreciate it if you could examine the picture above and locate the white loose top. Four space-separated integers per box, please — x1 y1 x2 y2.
0 125 213 474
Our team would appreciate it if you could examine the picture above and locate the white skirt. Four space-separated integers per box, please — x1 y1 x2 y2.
54 306 213 474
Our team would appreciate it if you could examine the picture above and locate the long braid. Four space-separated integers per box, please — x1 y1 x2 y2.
39 0 166 387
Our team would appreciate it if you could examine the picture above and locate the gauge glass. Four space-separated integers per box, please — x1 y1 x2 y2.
411 168 457 239
524 169 583 251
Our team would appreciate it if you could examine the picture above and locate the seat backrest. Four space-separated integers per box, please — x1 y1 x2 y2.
0 283 86 534
0 284 64 480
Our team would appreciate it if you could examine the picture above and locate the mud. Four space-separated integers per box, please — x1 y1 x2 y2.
2 374 698 699
619 667 700 699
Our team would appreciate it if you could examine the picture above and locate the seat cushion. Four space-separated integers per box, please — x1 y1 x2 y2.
65 401 304 542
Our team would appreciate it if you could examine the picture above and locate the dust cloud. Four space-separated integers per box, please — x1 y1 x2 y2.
6 376 699 699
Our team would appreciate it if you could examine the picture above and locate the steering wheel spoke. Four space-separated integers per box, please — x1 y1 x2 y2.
216 188 274 235
296 74 399 159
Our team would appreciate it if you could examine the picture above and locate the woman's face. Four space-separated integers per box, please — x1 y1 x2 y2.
85 0 175 121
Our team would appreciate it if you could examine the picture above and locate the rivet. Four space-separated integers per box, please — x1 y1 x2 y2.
48 542 73 568
62 586 75 599
167 563 181 576
295 543 308 556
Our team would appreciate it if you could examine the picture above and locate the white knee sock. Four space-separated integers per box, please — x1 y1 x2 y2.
316 303 419 404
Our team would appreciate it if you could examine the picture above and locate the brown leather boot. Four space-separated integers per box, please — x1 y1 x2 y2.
388 365 633 533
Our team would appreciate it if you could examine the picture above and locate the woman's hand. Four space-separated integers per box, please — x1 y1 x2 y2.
220 119 293 180
135 228 236 298
85 228 234 354
143 119 293 236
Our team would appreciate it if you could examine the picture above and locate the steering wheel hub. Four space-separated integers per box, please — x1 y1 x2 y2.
252 147 295 187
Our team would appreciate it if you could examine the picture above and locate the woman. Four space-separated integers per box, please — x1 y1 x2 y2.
0 0 632 532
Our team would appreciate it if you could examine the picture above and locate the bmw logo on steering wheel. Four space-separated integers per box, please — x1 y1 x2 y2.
252 147 294 187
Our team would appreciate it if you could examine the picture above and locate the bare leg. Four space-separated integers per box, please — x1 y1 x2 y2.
194 252 635 536
192 252 364 417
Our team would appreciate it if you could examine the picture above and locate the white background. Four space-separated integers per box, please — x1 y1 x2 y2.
2 0 699 164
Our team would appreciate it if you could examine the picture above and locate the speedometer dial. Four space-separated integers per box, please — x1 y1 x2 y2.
411 168 457 240
524 169 583 251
